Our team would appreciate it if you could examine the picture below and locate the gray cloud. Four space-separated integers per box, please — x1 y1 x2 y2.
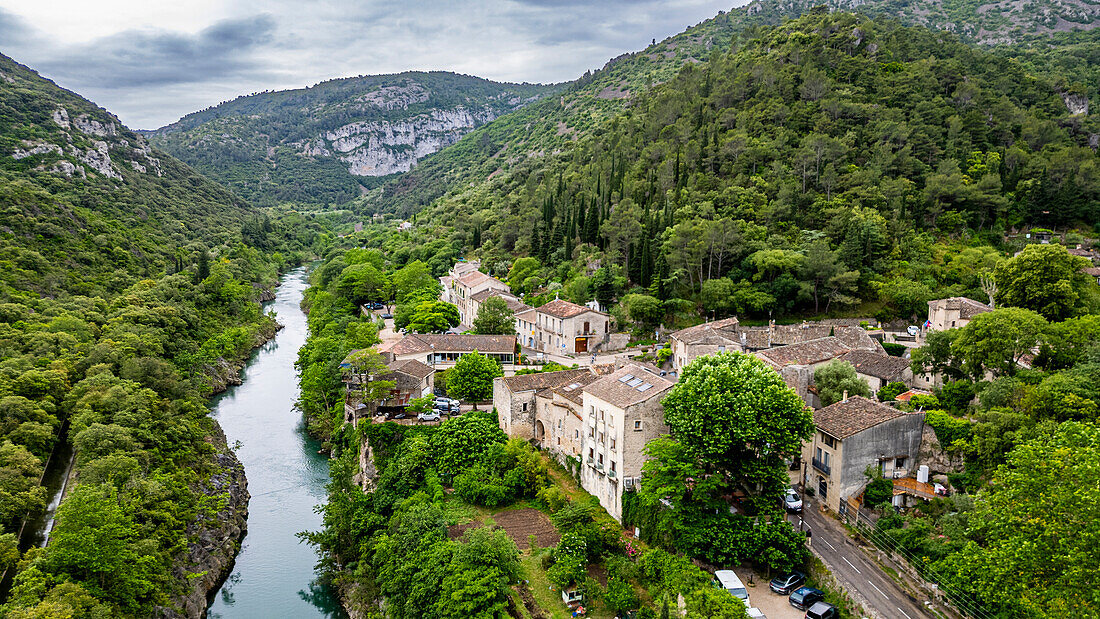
0 1 740 128
37 15 278 87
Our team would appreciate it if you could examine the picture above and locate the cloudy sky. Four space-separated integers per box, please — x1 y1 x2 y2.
0 0 742 129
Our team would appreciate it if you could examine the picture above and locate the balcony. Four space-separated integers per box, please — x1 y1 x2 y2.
587 457 596 468
595 462 605 473
812 457 831 475
607 469 617 480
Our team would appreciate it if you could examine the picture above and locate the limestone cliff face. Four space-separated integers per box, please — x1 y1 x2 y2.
322 106 497 176
7 105 163 181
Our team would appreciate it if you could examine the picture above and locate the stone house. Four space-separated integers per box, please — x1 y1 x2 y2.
534 298 610 355
834 350 913 396
379 333 517 374
756 336 868 407
494 368 594 442
340 355 433 423
579 363 674 522
668 317 741 371
468 288 532 335
925 297 991 333
448 269 511 326
800 396 925 513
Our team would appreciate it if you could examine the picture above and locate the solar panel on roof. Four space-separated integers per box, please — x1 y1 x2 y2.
618 374 634 383
637 383 654 392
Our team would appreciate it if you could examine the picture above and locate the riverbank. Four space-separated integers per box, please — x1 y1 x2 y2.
162 288 285 618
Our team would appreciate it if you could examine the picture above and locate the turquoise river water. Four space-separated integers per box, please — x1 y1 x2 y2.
206 267 346 619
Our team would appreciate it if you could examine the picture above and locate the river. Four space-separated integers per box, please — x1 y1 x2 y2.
206 267 346 619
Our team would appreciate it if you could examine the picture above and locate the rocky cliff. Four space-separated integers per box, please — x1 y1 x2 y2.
147 72 559 205
157 424 249 619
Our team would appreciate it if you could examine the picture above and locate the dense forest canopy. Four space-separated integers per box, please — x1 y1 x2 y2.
0 52 331 616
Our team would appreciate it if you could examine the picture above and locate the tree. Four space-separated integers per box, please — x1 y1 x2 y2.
814 360 871 406
447 351 503 409
952 307 1047 377
685 586 750 619
430 412 506 479
336 263 389 307
624 293 662 329
994 244 1092 321
605 577 640 614
878 381 908 402
507 257 540 294
661 352 813 509
910 329 964 380
391 260 440 303
45 484 159 610
407 299 461 333
939 422 1100 616
472 296 515 335
342 348 396 424
0 440 48 530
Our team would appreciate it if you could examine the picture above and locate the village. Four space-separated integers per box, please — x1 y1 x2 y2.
335 258 1006 619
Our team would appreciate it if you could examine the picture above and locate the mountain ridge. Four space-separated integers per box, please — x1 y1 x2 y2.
146 71 561 205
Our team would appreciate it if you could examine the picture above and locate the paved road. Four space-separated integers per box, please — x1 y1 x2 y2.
791 504 932 619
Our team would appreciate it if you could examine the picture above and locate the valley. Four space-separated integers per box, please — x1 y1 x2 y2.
1 1 1099 618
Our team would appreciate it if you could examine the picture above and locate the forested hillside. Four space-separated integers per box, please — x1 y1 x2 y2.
745 0 1099 44
147 72 558 206
370 12 1099 327
0 54 328 615
366 0 1098 219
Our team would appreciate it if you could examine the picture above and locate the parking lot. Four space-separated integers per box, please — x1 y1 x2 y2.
735 568 809 619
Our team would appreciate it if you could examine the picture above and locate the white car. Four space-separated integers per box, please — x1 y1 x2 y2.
746 609 767 619
784 489 803 513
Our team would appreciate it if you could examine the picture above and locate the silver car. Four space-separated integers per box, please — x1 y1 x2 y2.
417 410 442 422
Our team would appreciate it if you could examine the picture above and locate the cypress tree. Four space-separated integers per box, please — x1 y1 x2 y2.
576 202 586 239
640 236 653 288
585 201 600 244
194 249 210 284
531 225 542 259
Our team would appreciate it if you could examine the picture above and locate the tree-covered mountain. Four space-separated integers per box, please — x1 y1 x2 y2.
146 72 559 206
372 11 1099 320
745 0 1099 45
0 53 329 616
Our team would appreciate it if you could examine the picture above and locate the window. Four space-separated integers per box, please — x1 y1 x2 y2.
598 431 604 444
610 461 616 473
822 433 836 448
598 410 604 422
895 457 907 469
522 403 528 412
574 429 579 439
634 420 642 431
588 427 594 437
610 438 616 451
816 447 822 461
597 454 603 465
588 448 594 459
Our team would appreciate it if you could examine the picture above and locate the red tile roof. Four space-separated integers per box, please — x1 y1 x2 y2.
537 298 604 318
814 396 911 439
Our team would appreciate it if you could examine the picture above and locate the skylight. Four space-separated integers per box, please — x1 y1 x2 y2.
637 383 654 392
627 377 644 387
618 374 635 383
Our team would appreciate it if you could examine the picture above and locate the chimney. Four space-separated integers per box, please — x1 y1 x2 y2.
842 390 849 402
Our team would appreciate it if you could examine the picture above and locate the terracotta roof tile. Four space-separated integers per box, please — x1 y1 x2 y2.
386 358 434 380
581 363 673 409
389 333 516 355
537 298 604 318
756 336 851 368
499 368 594 393
814 396 912 439
669 317 741 344
835 351 911 380
832 326 882 352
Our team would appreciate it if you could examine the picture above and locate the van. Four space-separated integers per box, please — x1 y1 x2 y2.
714 570 750 605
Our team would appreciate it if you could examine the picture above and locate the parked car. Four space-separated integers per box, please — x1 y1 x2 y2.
434 396 459 408
746 608 767 618
789 586 825 611
388 411 408 420
804 601 839 619
417 410 441 422
769 570 806 595
784 489 803 513
713 570 750 606
380 312 393 319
